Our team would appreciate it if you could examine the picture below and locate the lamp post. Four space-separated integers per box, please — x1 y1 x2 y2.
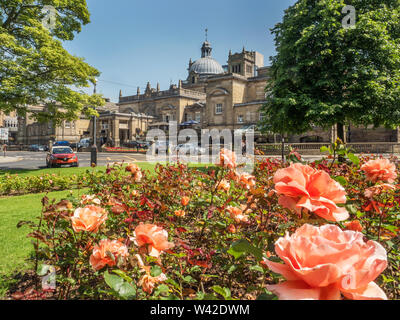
91 79 98 166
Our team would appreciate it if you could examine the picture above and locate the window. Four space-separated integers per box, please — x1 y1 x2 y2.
215 103 223 115
65 121 71 129
195 112 201 122
192 77 195 84
238 115 244 123
259 112 265 121
187 114 193 121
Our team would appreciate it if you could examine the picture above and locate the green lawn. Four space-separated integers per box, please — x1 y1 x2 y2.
0 161 209 178
0 188 90 297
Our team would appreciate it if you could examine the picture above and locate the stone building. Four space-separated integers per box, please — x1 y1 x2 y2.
0 110 18 143
11 37 400 148
118 39 269 142
16 105 91 146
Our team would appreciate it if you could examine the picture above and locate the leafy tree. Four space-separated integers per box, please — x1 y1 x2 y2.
0 0 104 123
259 0 400 141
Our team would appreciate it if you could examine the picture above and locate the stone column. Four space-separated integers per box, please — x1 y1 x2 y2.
113 119 120 147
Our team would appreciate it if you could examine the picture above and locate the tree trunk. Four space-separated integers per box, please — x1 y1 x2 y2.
337 123 346 162
281 135 285 163
337 123 345 143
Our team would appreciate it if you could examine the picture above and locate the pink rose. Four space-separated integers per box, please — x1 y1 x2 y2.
89 239 129 271
264 224 387 300
218 149 237 169
71 205 108 233
361 159 397 183
132 223 174 257
273 163 349 222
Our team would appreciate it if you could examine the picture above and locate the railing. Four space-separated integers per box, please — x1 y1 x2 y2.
255 142 398 155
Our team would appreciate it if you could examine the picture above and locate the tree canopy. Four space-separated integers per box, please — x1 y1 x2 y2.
0 0 104 123
259 0 400 137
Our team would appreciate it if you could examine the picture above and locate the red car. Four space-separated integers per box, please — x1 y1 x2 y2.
46 146 79 168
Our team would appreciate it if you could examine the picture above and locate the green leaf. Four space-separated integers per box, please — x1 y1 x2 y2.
320 146 329 153
227 239 263 261
212 285 231 300
257 291 277 300
112 269 133 283
150 265 162 277
334 176 347 186
154 284 170 297
347 153 360 166
104 271 136 300
249 265 264 273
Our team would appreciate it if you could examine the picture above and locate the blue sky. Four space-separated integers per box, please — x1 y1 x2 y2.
63 0 297 102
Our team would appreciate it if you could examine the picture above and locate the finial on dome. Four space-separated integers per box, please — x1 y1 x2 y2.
156 83 160 92
205 28 208 42
119 89 122 97
137 87 140 95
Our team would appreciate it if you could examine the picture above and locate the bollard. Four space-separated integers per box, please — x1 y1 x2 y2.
90 144 97 166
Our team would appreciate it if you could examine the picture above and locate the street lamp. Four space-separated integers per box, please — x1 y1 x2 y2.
91 78 98 166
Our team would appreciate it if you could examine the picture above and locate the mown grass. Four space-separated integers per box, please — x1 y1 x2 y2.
0 161 209 178
0 161 211 297
0 188 89 297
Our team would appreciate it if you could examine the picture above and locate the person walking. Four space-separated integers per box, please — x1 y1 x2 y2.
2 143 7 157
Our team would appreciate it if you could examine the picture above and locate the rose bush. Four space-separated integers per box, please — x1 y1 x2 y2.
12 151 400 300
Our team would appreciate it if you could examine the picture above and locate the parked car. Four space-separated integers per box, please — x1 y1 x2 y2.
123 140 151 150
29 144 46 152
53 141 70 147
46 146 79 168
78 138 91 149
153 140 169 154
174 143 206 155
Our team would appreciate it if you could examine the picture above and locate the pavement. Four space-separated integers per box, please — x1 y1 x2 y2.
0 156 23 164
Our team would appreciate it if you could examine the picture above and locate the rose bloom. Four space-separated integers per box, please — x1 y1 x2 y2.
139 272 167 294
126 163 140 174
226 206 249 223
264 224 387 300
217 179 231 192
89 239 129 271
126 163 143 182
361 159 397 183
181 196 190 206
364 183 396 198
108 197 127 215
227 224 237 233
237 172 256 190
133 223 174 257
344 220 363 232
80 194 101 206
218 148 237 169
274 163 349 222
174 210 186 217
71 205 108 233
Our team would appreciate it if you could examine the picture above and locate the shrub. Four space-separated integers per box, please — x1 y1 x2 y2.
14 152 400 300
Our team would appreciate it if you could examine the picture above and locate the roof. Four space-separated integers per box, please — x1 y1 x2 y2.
190 57 224 75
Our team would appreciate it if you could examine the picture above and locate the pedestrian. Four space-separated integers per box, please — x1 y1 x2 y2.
2 143 7 157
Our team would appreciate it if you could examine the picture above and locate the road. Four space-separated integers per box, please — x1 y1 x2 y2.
0 151 328 170
0 151 148 170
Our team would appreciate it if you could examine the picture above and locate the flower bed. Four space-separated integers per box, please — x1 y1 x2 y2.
0 168 127 196
11 148 400 300
103 147 148 153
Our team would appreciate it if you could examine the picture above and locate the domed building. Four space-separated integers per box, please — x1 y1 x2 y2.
188 41 225 80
